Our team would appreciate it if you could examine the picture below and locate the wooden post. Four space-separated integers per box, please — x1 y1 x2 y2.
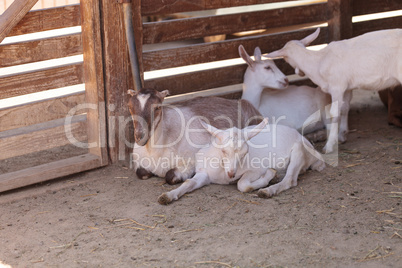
80 0 109 165
100 0 141 164
327 0 353 41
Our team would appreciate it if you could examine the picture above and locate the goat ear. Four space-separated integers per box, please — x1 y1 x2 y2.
300 28 320 46
127 89 136 96
245 118 268 141
200 120 219 136
239 45 255 69
254 47 262 62
263 49 284 59
158 90 170 99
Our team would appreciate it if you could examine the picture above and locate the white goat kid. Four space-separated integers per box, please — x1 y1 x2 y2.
239 45 331 142
158 118 325 205
265 28 402 153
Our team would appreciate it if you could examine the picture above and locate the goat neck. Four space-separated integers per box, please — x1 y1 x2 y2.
242 69 263 108
286 44 322 85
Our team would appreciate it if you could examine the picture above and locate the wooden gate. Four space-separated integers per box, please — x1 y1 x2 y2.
0 0 107 192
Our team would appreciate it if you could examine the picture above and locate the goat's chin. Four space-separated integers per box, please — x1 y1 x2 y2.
275 82 289 90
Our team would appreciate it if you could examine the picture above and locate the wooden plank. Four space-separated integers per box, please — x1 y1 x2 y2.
143 3 327 44
353 0 402 16
143 27 328 71
353 16 402 37
0 63 84 99
141 0 295 16
0 115 87 160
144 59 294 95
0 153 100 193
0 33 82 68
0 0 39 43
7 5 81 37
327 0 352 41
0 92 85 132
81 0 108 165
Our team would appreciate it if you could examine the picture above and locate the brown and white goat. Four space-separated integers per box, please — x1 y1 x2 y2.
127 88 262 184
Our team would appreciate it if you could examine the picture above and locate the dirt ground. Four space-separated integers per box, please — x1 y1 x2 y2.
0 90 401 268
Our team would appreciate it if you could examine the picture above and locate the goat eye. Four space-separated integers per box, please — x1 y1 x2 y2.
265 66 271 70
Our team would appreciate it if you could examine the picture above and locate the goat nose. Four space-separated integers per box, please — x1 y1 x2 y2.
227 171 235 178
284 77 289 86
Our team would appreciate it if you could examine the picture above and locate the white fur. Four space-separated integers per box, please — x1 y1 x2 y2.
158 118 325 204
239 45 331 140
264 28 402 153
137 94 150 111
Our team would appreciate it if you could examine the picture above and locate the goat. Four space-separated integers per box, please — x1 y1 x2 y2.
158 117 325 205
239 45 331 142
264 28 402 153
128 88 262 185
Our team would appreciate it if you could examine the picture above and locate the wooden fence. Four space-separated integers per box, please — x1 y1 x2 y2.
0 0 107 192
0 0 401 192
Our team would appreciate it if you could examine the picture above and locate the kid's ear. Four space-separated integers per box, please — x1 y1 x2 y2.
200 120 219 137
159 90 170 99
239 45 255 69
127 89 136 96
245 117 268 141
254 47 262 62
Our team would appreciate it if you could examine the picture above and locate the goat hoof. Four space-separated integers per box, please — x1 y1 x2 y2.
322 144 334 154
158 193 172 205
136 168 153 180
338 132 348 143
257 189 273 199
165 169 183 185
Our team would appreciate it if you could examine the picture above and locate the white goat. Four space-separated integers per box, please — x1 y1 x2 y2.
239 45 331 142
158 118 325 205
264 28 402 153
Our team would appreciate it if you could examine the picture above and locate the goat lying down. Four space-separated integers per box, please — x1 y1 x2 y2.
239 45 331 142
264 28 402 153
128 88 262 185
158 118 325 205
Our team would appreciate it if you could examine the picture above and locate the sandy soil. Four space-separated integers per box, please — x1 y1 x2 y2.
0 90 401 268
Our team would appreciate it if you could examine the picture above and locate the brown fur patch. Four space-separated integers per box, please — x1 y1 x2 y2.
165 168 183 185
136 168 154 180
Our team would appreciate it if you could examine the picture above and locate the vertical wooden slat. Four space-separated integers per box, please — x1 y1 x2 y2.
100 0 134 163
80 0 108 165
132 0 144 87
327 0 353 41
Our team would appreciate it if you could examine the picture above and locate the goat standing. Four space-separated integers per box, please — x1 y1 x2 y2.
265 28 402 153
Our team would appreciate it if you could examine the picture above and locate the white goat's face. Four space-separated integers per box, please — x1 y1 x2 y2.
127 88 169 146
252 60 289 90
214 129 249 179
201 118 269 179
239 45 289 90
